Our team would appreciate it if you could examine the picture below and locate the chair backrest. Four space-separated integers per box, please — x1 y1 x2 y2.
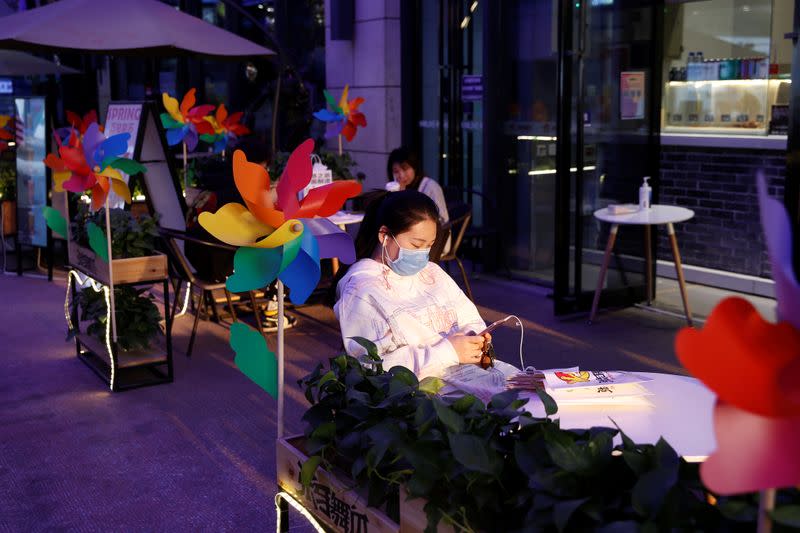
439 208 472 262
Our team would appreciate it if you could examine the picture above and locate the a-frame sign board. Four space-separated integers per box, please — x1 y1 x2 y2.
108 100 188 237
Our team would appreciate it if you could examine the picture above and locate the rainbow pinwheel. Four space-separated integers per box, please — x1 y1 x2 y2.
43 123 146 212
201 104 250 154
160 89 215 152
675 172 800 496
312 85 367 142
54 110 101 145
199 138 362 302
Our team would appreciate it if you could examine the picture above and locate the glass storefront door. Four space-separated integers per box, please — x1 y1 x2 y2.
553 0 663 314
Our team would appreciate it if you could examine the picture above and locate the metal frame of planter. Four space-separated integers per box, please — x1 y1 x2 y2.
66 255 173 392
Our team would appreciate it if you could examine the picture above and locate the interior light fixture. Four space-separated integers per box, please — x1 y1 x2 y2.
460 15 470 29
528 165 596 176
470 1 479 12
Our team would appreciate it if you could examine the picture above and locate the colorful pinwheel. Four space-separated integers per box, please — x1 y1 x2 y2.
160 88 215 152
313 85 367 143
199 139 360 399
674 172 800 496
54 110 101 145
201 104 250 154
199 138 362 301
43 123 146 211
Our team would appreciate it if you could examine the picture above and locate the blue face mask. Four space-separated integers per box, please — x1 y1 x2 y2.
384 235 430 276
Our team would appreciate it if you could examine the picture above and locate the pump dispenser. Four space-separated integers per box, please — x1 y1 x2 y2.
639 177 652 210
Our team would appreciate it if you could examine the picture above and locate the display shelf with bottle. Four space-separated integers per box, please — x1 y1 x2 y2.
661 0 793 139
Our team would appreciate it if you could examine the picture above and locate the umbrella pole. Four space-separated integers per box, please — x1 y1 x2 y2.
104 197 118 344
757 488 776 533
182 142 188 190
276 279 285 439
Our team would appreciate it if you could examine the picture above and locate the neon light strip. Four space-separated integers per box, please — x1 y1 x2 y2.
274 491 326 533
65 269 115 390
174 282 192 318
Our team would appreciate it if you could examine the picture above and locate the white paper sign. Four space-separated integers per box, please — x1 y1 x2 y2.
302 154 333 199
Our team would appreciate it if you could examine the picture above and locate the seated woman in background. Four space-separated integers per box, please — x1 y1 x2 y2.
334 190 489 379
387 147 449 225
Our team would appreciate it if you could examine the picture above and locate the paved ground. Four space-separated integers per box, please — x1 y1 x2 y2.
0 269 776 531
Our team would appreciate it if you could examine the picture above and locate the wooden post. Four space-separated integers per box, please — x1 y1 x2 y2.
277 279 285 439
182 141 188 190
104 197 118 343
757 488 776 533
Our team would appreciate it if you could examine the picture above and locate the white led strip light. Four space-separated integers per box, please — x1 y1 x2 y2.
174 281 192 318
64 269 116 390
274 491 326 533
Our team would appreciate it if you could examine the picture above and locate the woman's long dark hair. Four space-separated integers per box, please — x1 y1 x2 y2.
354 189 440 260
327 190 440 305
386 147 424 190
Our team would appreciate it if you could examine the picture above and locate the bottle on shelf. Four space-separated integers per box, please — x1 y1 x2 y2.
696 51 704 80
687 52 696 81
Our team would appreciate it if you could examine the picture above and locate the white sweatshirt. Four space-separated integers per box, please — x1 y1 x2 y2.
334 258 485 379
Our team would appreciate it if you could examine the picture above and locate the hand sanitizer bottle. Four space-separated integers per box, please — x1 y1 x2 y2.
639 176 652 210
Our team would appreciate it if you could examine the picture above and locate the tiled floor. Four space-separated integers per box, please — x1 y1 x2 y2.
0 269 776 531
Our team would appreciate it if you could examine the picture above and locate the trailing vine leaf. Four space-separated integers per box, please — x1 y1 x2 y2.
300 455 322 487
771 505 800 528
536 388 558 416
553 497 590 533
419 376 445 395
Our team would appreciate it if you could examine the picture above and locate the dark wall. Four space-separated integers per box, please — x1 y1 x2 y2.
658 145 785 278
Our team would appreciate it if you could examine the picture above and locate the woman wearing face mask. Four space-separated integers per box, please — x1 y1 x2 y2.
334 190 489 379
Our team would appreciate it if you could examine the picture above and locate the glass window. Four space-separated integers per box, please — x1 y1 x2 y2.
662 0 793 135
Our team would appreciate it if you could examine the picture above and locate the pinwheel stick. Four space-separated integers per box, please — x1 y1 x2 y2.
104 197 118 343
277 279 286 439
338 134 342 156
182 142 188 190
757 489 776 533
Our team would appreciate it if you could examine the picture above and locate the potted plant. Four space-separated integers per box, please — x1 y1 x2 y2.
269 147 358 182
68 204 167 285
280 346 800 532
70 285 162 352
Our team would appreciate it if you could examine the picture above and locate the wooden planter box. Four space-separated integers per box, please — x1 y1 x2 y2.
277 436 453 533
68 240 167 285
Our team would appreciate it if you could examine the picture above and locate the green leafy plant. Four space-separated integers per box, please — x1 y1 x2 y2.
0 161 16 201
269 148 358 181
71 286 162 352
71 205 159 259
298 345 800 532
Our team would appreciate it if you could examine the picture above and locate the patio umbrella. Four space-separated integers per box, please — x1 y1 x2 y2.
0 0 274 58
0 50 79 76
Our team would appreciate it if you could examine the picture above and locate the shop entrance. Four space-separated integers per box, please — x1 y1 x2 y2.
553 0 664 314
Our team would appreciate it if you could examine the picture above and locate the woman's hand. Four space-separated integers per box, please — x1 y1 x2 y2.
448 333 487 365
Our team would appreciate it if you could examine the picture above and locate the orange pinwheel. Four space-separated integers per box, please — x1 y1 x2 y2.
199 138 361 301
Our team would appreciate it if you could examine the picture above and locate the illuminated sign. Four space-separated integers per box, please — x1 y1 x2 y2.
0 79 13 94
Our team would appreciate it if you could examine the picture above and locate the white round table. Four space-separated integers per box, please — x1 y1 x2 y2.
521 372 716 461
591 204 695 325
327 210 364 227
